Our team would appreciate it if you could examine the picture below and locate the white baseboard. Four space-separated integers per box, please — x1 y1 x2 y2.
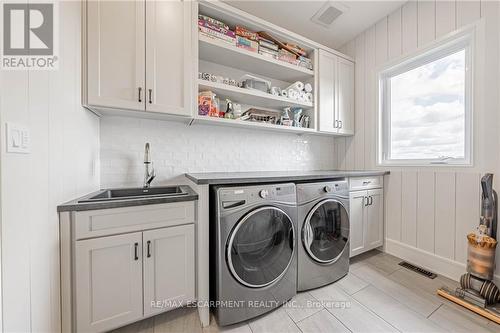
384 238 500 286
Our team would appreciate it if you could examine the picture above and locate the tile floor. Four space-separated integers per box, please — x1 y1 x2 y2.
113 250 499 333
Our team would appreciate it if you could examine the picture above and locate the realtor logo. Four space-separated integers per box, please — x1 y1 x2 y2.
1 2 58 70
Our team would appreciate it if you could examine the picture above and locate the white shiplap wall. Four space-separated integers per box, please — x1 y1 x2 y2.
0 2 100 332
100 116 336 188
337 0 500 281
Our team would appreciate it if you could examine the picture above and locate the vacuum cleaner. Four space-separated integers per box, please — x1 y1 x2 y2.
438 173 500 324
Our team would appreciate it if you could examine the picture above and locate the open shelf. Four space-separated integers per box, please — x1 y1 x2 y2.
192 115 316 135
198 35 314 82
198 80 313 109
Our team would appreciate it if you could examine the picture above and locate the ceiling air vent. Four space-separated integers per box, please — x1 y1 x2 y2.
311 1 348 28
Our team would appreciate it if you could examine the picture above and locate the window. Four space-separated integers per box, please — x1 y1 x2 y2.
378 31 473 166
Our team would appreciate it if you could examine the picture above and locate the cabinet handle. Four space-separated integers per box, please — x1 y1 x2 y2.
364 197 369 206
134 242 139 260
334 120 338 128
138 87 142 102
148 89 152 104
339 120 343 128
369 196 373 206
147 240 151 258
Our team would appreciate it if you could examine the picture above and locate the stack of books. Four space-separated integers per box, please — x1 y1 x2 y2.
284 43 312 69
197 17 314 70
198 15 235 45
285 43 307 57
277 48 298 65
258 37 279 59
235 26 259 52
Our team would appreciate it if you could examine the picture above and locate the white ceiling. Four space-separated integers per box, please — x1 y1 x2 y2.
223 1 407 49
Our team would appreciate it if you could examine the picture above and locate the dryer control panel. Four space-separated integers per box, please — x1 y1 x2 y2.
296 180 349 204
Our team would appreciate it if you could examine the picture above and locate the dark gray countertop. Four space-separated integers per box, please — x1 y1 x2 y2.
57 185 198 212
185 170 389 185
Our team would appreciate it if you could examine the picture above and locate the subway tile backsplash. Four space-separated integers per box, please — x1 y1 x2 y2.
100 116 336 188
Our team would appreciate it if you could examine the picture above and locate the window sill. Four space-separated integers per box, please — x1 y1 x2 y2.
377 161 473 168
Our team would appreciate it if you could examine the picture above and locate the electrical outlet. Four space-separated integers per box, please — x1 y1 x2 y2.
6 122 30 154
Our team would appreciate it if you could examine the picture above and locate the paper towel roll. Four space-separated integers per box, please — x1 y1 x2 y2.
286 81 304 92
271 86 281 96
304 83 313 93
287 89 299 100
298 91 307 102
280 90 288 98
306 92 313 103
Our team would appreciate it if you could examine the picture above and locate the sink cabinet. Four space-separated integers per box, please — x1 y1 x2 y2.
143 225 195 316
60 201 196 333
75 232 144 332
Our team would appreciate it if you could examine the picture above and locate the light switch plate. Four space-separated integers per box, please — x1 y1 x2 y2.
6 122 30 154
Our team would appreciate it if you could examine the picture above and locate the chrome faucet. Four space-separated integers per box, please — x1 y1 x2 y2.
143 143 156 188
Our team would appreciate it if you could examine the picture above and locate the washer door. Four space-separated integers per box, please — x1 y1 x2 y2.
303 199 349 264
227 206 295 288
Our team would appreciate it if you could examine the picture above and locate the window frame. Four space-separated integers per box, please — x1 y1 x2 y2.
377 28 474 167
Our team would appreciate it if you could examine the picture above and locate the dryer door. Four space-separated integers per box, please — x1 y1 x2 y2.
303 199 349 264
227 206 294 288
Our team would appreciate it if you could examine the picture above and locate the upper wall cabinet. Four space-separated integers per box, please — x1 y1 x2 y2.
87 0 145 110
86 0 193 117
145 0 192 115
317 50 354 135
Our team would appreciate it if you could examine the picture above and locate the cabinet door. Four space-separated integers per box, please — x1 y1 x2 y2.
336 57 354 135
143 224 195 316
75 232 143 333
146 0 193 116
87 0 145 110
317 50 338 133
349 190 367 257
366 189 384 249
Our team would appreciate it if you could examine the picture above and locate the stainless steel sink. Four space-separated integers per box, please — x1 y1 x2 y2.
78 186 188 203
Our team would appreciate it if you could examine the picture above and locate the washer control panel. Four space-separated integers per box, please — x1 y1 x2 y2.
218 183 297 210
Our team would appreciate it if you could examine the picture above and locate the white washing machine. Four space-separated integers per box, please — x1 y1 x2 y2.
296 180 350 291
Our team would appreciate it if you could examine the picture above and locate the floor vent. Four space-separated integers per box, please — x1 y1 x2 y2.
398 261 437 279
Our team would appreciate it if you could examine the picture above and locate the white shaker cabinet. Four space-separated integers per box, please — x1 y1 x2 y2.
86 0 193 117
317 50 354 135
349 190 366 257
61 200 197 333
366 189 384 249
87 0 145 110
317 50 337 133
75 232 144 333
336 57 354 135
349 178 384 257
143 224 195 316
145 0 193 115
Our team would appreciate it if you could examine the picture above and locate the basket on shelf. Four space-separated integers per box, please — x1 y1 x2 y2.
242 108 278 124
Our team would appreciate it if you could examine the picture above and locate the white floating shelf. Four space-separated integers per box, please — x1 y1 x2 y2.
198 35 314 82
198 80 313 109
192 115 317 135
